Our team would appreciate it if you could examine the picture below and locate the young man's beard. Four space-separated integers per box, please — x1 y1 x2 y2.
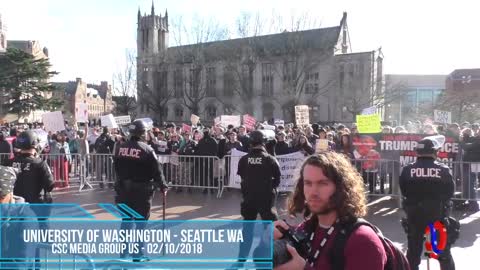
307 198 335 215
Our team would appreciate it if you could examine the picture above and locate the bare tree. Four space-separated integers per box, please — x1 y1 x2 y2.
142 64 174 125
113 49 137 117
435 88 480 123
170 16 230 116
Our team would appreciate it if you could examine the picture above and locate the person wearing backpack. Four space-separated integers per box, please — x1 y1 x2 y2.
273 152 402 270
400 136 457 270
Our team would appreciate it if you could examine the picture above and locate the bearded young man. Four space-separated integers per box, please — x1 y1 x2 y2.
274 152 387 270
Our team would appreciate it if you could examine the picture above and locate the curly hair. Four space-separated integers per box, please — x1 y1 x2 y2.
288 151 367 222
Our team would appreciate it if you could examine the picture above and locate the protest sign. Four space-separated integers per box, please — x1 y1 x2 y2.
42 111 65 133
274 119 285 127
228 149 305 192
114 115 131 126
262 124 276 131
214 117 221 126
242 114 256 131
356 114 382 133
315 139 329 152
33 129 48 149
75 103 88 123
100 114 118 129
361 106 376 115
182 123 192 133
190 114 200 126
295 105 310 126
434 110 451 124
219 115 241 128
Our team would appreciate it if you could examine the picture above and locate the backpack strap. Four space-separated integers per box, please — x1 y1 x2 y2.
330 218 379 270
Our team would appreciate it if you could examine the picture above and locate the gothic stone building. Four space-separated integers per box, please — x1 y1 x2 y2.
136 5 383 125
53 78 114 124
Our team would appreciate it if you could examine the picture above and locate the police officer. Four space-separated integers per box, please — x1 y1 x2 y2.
11 130 55 206
400 135 457 270
113 120 168 262
235 130 281 265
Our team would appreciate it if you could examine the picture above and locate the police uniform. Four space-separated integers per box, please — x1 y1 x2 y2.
10 131 55 204
113 120 168 261
235 130 281 266
400 136 456 270
113 121 168 221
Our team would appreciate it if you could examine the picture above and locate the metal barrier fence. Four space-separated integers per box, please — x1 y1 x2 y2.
35 243 96 270
0 152 478 201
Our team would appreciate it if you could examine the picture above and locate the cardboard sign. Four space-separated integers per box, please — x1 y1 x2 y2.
295 105 310 126
190 114 200 126
434 110 451 124
356 114 382 134
42 111 65 133
75 103 88 123
315 139 329 152
219 115 241 128
242 114 256 131
182 123 191 133
114 115 132 126
100 114 118 129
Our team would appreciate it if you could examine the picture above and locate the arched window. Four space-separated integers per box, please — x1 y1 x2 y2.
174 106 184 119
205 105 216 119
262 103 275 121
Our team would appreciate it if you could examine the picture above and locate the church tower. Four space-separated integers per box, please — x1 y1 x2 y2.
0 14 7 53
137 2 169 57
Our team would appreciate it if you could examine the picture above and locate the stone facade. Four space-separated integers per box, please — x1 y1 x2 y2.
136 5 383 125
52 78 114 124
0 14 6 53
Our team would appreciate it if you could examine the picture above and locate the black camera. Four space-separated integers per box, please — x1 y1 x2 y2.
273 224 311 267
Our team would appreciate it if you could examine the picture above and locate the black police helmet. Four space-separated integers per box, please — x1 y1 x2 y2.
16 130 38 150
416 135 444 156
250 130 265 146
129 120 148 137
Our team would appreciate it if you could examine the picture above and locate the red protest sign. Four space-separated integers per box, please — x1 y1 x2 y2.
242 114 256 131
182 123 192 133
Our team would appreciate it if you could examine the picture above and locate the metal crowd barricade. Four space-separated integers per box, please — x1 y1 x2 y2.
448 161 480 202
39 153 84 190
157 154 223 198
351 158 401 198
84 153 115 189
35 243 96 270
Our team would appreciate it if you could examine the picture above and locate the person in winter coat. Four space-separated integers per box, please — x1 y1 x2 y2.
196 128 218 194
294 135 315 156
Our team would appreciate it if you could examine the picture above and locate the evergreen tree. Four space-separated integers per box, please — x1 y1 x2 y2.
0 48 63 118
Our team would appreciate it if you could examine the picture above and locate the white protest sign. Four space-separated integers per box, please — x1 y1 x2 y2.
100 114 118 129
114 115 131 126
214 117 221 126
228 149 305 192
75 103 88 123
295 105 310 126
434 110 451 124
361 106 376 115
190 114 200 126
33 129 48 149
262 124 276 131
42 111 65 133
274 119 285 127
220 115 241 128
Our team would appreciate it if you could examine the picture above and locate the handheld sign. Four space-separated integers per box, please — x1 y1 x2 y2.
100 114 118 129
356 114 381 133
42 111 65 133
75 103 88 123
295 105 310 126
190 114 200 126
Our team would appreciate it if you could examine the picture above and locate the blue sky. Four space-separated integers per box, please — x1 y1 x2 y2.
2 0 479 85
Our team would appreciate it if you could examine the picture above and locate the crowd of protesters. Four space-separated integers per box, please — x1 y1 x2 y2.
0 118 478 210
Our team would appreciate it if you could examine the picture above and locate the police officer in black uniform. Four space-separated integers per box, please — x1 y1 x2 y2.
235 130 281 266
11 130 55 207
113 120 168 262
400 135 457 270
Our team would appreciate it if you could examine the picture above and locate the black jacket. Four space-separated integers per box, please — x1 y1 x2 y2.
275 141 292 155
113 139 168 190
196 135 218 157
237 147 281 200
462 137 480 162
11 154 55 203
400 157 454 218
